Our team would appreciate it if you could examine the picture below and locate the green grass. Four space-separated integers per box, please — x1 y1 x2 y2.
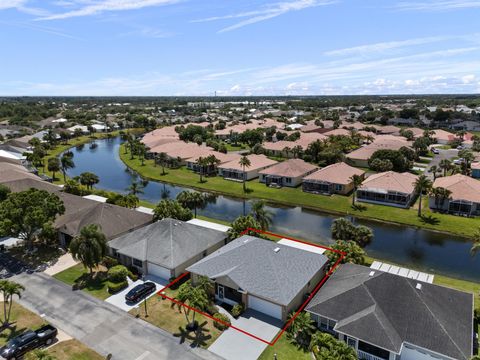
258 333 311 360
120 144 480 238
223 142 247 151
49 339 104 360
0 302 46 346
53 263 111 300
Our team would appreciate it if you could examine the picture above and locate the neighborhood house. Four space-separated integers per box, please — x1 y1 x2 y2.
258 158 317 187
217 154 278 181
430 174 480 216
302 162 365 195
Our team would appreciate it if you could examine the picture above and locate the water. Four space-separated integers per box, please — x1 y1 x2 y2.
67 137 480 282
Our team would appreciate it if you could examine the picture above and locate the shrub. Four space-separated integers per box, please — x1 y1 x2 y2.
102 256 119 269
108 265 128 283
213 313 231 330
231 304 245 318
128 270 138 282
108 280 128 293
205 303 219 316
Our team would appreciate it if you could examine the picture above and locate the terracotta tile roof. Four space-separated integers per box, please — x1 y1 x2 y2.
218 154 277 171
433 174 480 203
324 128 351 136
187 151 241 165
304 162 365 185
359 171 418 194
433 129 455 142
259 159 317 177
347 138 411 161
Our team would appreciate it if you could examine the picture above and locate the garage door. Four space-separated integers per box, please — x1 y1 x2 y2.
147 262 171 280
248 295 282 320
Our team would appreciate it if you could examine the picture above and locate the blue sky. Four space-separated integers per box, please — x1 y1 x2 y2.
0 0 479 96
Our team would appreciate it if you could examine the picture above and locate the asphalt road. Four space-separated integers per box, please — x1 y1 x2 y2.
426 147 459 179
12 273 223 360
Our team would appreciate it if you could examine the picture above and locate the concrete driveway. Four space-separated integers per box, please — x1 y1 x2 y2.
105 275 169 312
12 273 221 360
208 309 282 360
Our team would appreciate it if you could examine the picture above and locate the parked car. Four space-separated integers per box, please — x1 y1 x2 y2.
457 145 465 150
0 324 57 359
431 148 440 154
125 282 157 303
453 158 464 165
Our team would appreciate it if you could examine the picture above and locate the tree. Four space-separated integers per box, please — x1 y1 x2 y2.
429 165 440 181
353 225 374 247
153 199 193 221
369 149 411 172
176 191 207 218
79 172 100 190
439 159 452 177
287 312 316 349
331 218 373 247
430 186 452 210
459 149 475 175
69 224 107 274
157 152 168 175
47 157 61 181
250 200 273 231
309 332 357 360
227 215 261 240
0 280 25 328
60 153 75 182
350 175 363 206
326 240 365 266
174 280 210 330
414 175 433 217
196 157 209 183
369 158 393 172
239 155 251 192
0 189 64 250
0 184 11 202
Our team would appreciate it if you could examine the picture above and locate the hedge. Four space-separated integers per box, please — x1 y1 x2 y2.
213 313 231 330
108 280 128 294
108 265 128 283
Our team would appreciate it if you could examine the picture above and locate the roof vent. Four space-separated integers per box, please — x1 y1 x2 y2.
369 271 375 277
416 283 422 290
274 247 280 253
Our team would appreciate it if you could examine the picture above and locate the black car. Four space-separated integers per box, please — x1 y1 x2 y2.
1 324 57 360
125 282 157 303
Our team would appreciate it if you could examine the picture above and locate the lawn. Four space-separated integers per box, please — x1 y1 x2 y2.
0 302 46 346
129 288 223 348
53 263 110 300
119 144 480 238
49 339 104 360
258 332 311 360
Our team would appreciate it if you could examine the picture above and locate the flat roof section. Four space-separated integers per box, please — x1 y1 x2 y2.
187 218 231 233
277 238 326 255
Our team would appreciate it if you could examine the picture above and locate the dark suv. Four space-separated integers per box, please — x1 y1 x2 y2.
125 282 157 303
0 324 57 359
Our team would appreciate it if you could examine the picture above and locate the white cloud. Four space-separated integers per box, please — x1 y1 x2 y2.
38 0 181 21
0 0 49 16
394 0 480 11
192 0 338 33
462 74 476 83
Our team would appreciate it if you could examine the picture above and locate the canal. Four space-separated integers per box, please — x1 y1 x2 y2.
66 137 480 281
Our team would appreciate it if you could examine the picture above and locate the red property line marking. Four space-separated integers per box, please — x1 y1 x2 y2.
156 228 346 346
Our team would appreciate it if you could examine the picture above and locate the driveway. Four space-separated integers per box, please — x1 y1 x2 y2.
105 275 169 312
427 147 459 179
12 273 221 360
208 309 282 360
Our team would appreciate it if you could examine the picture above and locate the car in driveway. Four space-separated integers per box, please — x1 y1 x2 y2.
125 282 156 303
0 324 57 359
431 147 440 154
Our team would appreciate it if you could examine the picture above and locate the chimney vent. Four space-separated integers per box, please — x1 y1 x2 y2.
369 271 375 277
416 283 422 290
274 247 280 253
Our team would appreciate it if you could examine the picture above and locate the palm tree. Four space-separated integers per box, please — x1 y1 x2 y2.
331 218 355 241
197 157 209 183
47 157 60 181
250 200 273 231
439 159 452 177
69 224 107 275
282 146 292 158
350 174 364 206
287 311 316 348
128 181 144 196
429 165 440 181
239 155 251 193
176 191 207 218
430 186 452 210
414 175 433 217
206 154 221 174
79 172 99 190
175 281 210 330
157 152 168 175
0 280 25 328
60 153 75 182
291 145 303 159
470 227 480 256
458 149 475 174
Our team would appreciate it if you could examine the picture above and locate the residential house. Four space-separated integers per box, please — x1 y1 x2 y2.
186 151 240 175
357 171 418 208
108 218 227 279
259 159 317 187
429 174 480 216
451 121 480 132
302 162 365 195
306 263 473 360
218 154 278 181
346 137 411 168
471 162 480 179
432 129 455 145
187 235 328 321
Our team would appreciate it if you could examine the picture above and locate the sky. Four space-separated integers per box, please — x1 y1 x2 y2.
0 0 479 96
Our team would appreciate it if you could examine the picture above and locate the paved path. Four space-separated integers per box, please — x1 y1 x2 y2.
13 273 223 360
427 147 458 179
208 309 281 360
43 253 78 276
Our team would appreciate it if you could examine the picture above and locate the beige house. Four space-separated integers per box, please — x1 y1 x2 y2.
429 174 480 216
346 138 411 168
259 159 317 187
357 171 418 208
218 154 277 181
302 162 365 195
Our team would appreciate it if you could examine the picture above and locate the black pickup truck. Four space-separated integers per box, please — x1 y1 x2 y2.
0 324 57 359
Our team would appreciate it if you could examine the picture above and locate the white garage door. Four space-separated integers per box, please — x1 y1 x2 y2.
147 262 171 280
248 295 282 320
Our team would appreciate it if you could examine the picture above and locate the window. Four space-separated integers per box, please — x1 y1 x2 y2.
346 336 357 349
132 258 143 267
286 177 292 183
335 184 343 192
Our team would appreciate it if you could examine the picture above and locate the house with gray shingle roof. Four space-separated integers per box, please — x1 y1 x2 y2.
305 264 474 360
187 235 328 321
108 218 227 280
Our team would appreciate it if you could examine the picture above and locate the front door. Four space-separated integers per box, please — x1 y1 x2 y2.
218 285 225 300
